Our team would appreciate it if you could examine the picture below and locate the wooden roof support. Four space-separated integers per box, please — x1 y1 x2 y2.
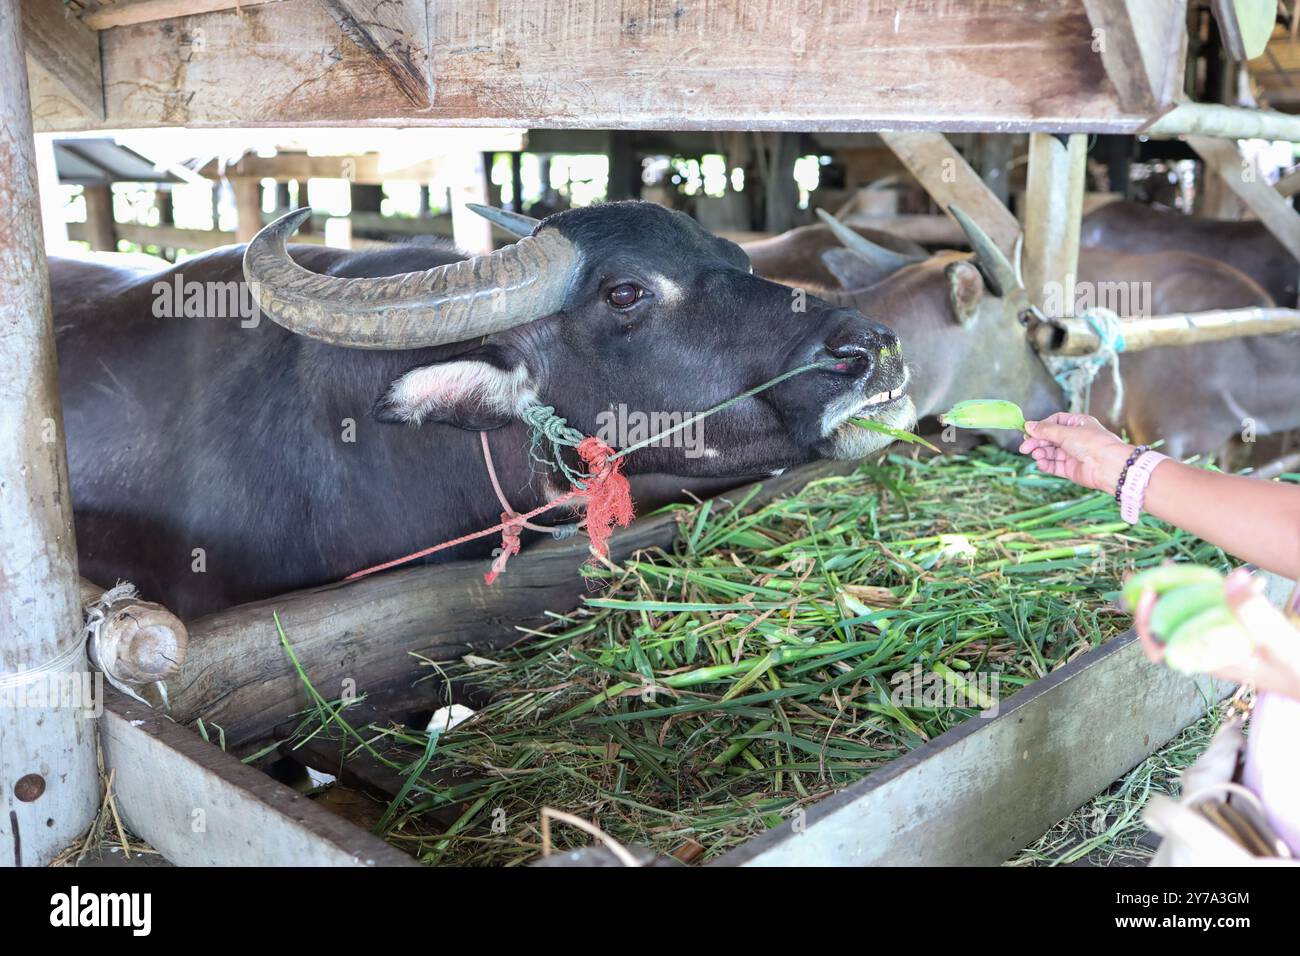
878 131 1021 258
1023 133 1088 315
0 0 99 867
1188 135 1300 263
1081 0 1188 114
28 0 1159 133
20 0 104 121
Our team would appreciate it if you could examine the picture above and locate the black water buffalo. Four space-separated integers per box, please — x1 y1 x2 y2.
815 210 1297 458
1080 199 1299 307
53 201 912 619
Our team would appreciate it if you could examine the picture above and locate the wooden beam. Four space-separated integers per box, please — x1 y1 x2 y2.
1081 0 1187 114
30 0 1154 133
1023 133 1088 315
1189 135 1300 263
20 0 104 120
164 459 864 751
100 690 416 866
232 176 263 244
82 0 283 31
81 183 117 252
878 131 1021 258
0 0 98 867
318 0 432 109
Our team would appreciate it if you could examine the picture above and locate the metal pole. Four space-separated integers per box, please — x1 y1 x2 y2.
0 0 98 867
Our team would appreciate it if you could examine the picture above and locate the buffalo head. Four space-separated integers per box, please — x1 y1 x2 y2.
244 201 914 477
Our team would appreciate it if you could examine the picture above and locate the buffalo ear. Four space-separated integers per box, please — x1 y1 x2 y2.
820 248 902 290
945 260 984 327
374 354 534 430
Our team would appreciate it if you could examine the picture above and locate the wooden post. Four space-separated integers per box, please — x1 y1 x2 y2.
0 0 98 867
154 186 174 226
976 134 1014 207
607 131 639 202
232 176 262 243
1023 133 1088 316
298 178 315 234
509 152 524 212
763 133 799 235
34 133 67 254
81 183 116 252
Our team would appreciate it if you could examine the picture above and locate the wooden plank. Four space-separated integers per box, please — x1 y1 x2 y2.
1023 133 1088 315
1189 135 1300 263
100 690 416 866
715 632 1230 866
82 0 283 31
20 0 104 120
1082 0 1187 114
30 0 1152 133
878 131 1021 257
0 0 98 868
319 0 432 109
165 459 862 751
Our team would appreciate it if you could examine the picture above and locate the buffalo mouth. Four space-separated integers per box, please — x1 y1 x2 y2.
820 370 917 460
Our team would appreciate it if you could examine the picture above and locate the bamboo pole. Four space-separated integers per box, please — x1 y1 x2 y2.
0 0 98 868
1032 307 1300 356
1148 101 1300 142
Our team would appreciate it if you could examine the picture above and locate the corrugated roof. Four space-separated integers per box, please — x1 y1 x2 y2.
53 139 182 185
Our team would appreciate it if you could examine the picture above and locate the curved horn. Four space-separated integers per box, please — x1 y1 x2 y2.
947 204 1019 298
814 208 923 275
243 208 578 349
467 202 541 238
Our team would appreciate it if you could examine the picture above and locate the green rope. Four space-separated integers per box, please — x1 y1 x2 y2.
519 359 836 480
521 403 589 486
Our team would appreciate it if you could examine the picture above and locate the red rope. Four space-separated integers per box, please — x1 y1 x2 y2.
343 433 633 586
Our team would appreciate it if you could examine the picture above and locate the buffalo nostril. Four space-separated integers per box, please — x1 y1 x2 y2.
824 338 877 375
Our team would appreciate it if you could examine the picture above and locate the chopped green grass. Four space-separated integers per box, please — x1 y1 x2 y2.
280 446 1229 866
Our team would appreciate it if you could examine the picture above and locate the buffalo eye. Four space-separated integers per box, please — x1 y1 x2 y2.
606 283 643 310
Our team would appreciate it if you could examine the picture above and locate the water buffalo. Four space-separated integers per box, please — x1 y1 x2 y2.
1080 199 1299 307
743 221 928 290
815 210 1298 458
53 201 912 619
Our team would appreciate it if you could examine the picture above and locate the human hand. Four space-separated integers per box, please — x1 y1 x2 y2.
1019 411 1134 494
1135 567 1300 701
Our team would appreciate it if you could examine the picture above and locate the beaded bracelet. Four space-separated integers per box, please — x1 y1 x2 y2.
1114 445 1149 502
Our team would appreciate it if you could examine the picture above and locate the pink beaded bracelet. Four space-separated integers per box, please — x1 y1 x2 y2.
1118 450 1168 525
